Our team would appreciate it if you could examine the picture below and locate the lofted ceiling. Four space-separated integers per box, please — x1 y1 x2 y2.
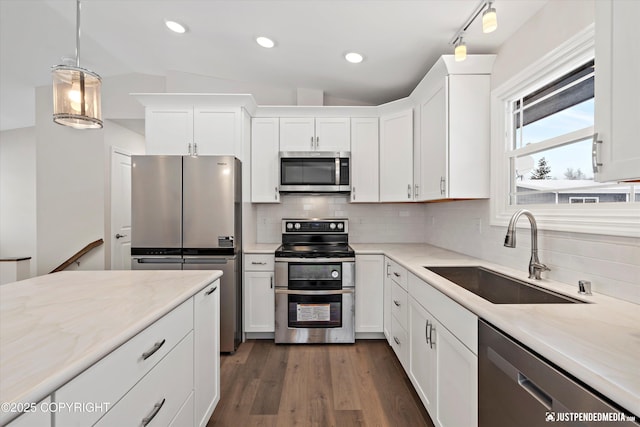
0 0 548 131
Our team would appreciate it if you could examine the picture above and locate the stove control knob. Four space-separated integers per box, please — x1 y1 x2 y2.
331 270 339 279
286 223 293 230
294 223 301 230
337 223 344 230
329 223 336 230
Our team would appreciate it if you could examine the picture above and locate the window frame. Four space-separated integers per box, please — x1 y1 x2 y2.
490 25 639 237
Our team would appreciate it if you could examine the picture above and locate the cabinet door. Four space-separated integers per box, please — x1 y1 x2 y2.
408 297 437 419
380 109 413 202
350 118 379 202
280 117 315 151
194 108 237 156
244 271 275 332
145 108 193 155
595 0 640 182
251 118 280 203
194 281 220 427
434 320 478 427
419 82 447 200
315 118 350 151
355 255 384 333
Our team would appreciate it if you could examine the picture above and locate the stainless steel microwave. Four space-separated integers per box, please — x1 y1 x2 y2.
279 152 350 193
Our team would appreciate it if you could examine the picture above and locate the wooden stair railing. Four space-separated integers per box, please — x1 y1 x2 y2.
49 238 104 273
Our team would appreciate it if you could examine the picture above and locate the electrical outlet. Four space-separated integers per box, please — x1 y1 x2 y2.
473 218 482 234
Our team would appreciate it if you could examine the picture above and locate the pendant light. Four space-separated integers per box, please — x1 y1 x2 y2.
482 1 498 34
454 37 467 62
52 0 102 129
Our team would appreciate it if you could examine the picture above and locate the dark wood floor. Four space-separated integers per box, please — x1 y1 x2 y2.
208 339 435 427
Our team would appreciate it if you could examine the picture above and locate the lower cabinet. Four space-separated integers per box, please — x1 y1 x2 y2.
194 282 220 427
409 297 437 417
244 254 275 333
355 255 384 333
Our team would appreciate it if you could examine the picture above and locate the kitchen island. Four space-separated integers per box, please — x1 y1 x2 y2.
0 270 221 426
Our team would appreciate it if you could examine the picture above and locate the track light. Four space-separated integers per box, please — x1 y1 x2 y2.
482 2 498 33
455 38 467 62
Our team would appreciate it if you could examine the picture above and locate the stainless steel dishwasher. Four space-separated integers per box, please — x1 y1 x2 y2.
479 319 638 426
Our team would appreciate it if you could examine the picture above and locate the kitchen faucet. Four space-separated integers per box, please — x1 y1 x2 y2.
504 209 550 280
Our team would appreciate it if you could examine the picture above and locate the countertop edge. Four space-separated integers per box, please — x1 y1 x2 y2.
0 271 222 425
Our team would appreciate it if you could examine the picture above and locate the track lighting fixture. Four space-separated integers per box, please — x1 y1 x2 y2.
455 38 467 62
483 1 498 33
449 0 498 62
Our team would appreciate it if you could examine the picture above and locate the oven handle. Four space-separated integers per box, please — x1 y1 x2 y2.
274 288 354 295
275 257 355 263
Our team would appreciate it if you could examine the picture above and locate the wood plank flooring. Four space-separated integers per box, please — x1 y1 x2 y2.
208 340 435 427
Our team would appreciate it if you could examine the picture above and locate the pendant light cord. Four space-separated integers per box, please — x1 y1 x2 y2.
75 0 81 67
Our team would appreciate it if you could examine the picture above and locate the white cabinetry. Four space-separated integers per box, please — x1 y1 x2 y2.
355 255 384 334
244 254 275 333
380 109 413 202
407 272 478 427
280 117 350 152
594 0 640 182
383 258 392 342
413 56 493 201
145 106 243 158
251 118 280 203
386 258 409 369
350 118 379 202
194 282 220 427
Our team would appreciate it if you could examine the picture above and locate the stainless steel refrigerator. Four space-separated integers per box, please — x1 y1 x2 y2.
131 155 242 353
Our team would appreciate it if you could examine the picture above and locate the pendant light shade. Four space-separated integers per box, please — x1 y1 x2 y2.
454 39 467 62
52 0 102 129
482 2 498 33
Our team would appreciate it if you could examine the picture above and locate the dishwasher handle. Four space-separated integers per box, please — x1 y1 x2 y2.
134 258 183 264
183 258 230 265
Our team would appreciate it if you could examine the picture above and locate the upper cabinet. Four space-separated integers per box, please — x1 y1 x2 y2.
280 117 350 152
594 0 640 182
350 118 379 202
251 118 280 203
413 56 494 201
146 107 242 157
380 109 414 202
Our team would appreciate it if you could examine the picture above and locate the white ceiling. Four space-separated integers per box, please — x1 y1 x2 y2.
0 0 549 131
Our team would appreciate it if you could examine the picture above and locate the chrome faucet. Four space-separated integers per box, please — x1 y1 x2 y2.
504 209 550 280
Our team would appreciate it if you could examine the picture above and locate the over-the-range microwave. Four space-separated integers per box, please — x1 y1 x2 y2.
279 151 350 193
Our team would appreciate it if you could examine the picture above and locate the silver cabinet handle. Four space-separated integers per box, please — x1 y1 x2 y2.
251 261 267 265
414 184 419 198
352 186 356 201
386 263 391 277
393 272 401 278
316 136 319 149
393 299 401 307
425 320 430 344
393 336 401 345
270 275 273 289
141 339 166 360
115 233 127 239
205 286 217 296
311 136 314 149
187 143 192 155
407 184 411 199
592 132 602 173
193 142 198 156
440 177 446 195
142 398 165 426
275 187 279 200
428 323 435 349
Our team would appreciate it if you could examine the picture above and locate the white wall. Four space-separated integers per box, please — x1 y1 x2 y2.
256 195 428 244
0 126 37 277
422 0 640 304
35 86 105 275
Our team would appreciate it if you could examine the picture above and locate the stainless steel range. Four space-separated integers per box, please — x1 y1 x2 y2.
274 219 355 344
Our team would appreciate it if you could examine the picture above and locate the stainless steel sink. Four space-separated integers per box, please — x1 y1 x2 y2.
424 266 584 304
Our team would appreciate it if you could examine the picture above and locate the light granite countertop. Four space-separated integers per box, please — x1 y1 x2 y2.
350 243 640 416
0 270 221 425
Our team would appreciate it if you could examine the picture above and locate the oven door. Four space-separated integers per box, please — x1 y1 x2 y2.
275 288 355 344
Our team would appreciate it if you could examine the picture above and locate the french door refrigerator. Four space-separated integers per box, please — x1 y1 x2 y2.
131 155 242 352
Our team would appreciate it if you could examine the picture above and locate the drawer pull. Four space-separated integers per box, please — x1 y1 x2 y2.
425 320 430 344
393 300 401 307
142 398 166 426
393 336 401 345
141 339 166 360
205 286 217 296
393 272 401 278
251 261 267 265
428 324 435 349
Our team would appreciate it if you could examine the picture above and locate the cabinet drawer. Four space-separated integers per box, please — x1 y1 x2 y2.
169 391 194 427
56 300 193 426
391 281 408 329
94 332 194 427
387 258 408 290
408 272 477 354
390 316 408 370
245 254 275 271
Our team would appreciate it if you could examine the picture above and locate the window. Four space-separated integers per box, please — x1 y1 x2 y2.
490 26 638 237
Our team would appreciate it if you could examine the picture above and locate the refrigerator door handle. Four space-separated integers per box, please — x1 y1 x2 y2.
134 258 184 264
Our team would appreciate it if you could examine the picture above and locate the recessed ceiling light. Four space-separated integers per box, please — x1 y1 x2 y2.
345 52 364 64
256 36 275 48
165 20 187 34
